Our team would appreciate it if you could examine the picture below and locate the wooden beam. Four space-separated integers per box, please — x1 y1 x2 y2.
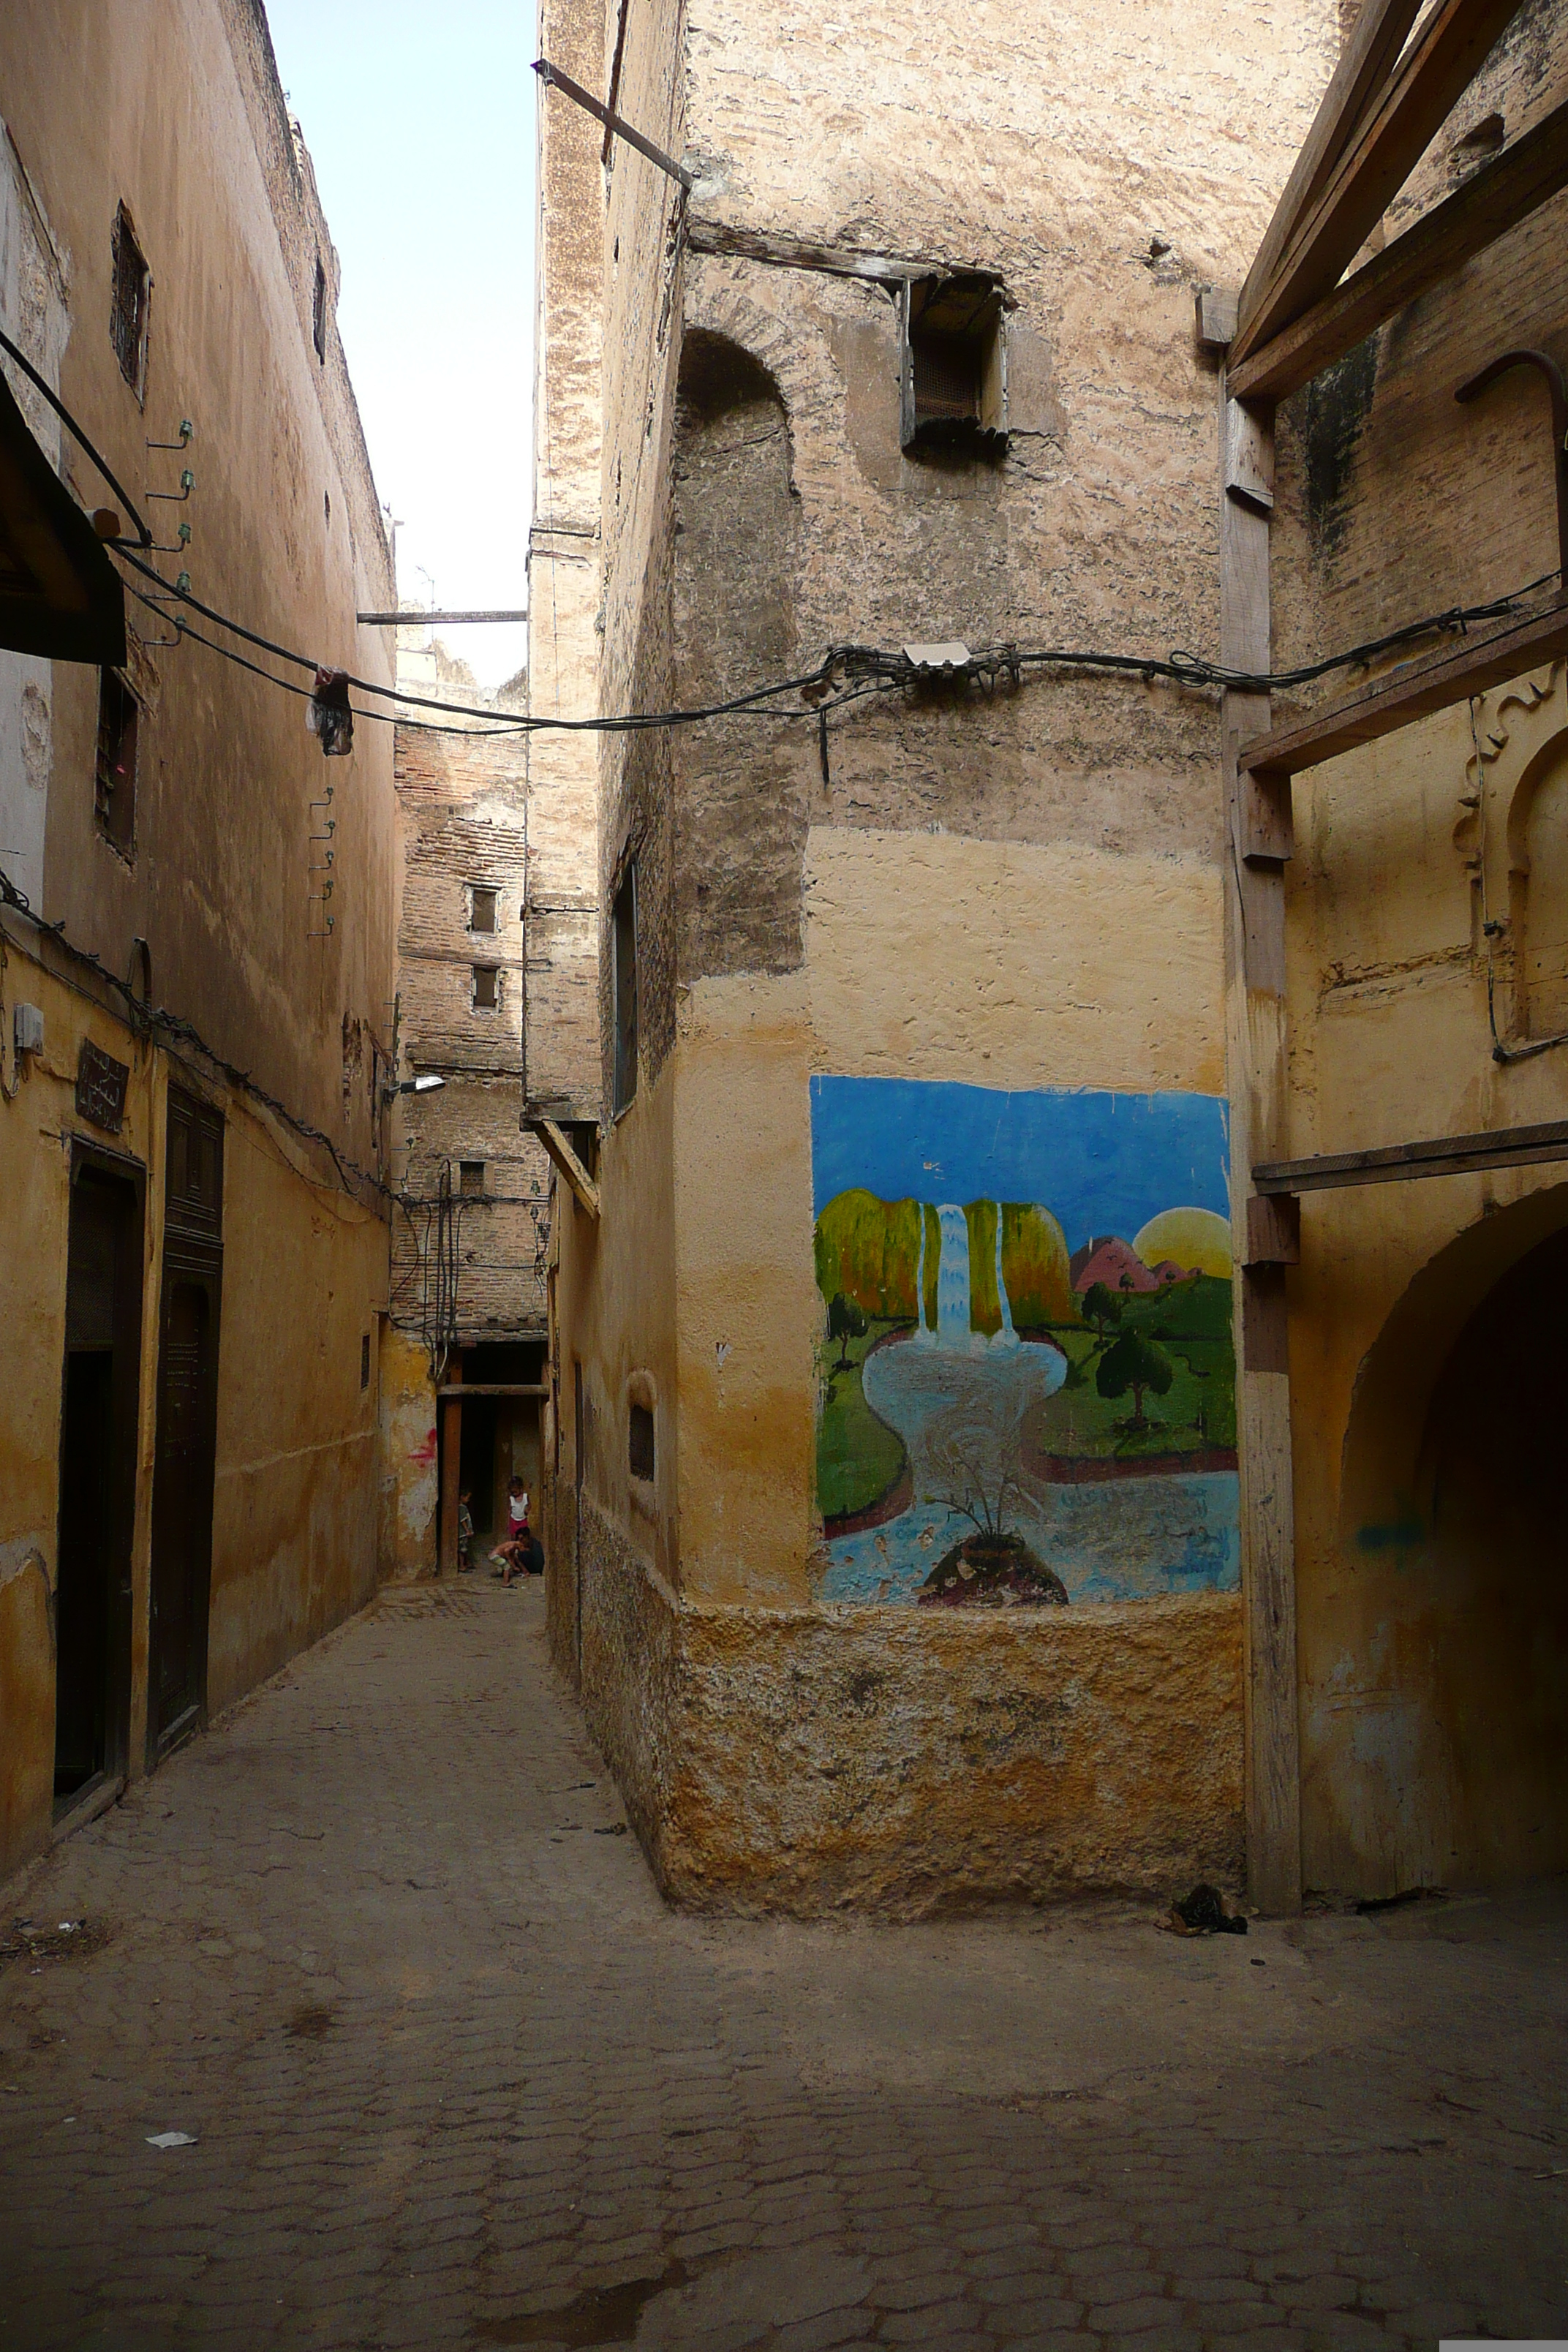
436 1383 549 1398
1256 1118 1568 1193
533 1117 600 1218
1240 594 1568 780
1236 0 1424 346
1233 0 1526 366
686 218 940 285
1219 378 1303 1918
1230 93 1568 401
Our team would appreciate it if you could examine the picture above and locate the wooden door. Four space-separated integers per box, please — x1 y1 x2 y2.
55 1156 143 1806
148 1091 223 1759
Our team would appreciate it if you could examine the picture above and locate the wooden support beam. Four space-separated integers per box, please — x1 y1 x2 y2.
1240 593 1568 780
1236 0 1423 347
1233 0 1526 366
439 1354 462 1578
1256 1117 1568 1193
1219 380 1303 1918
532 1117 600 1218
1229 94 1568 402
1245 1192 1302 1264
436 1383 549 1398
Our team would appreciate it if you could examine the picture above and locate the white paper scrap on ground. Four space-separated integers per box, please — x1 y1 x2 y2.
146 2131 197 2149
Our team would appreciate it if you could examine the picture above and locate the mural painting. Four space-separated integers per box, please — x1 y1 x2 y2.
811 1077 1237 1606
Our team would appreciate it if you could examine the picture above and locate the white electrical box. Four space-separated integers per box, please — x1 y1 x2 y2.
13 1003 43 1056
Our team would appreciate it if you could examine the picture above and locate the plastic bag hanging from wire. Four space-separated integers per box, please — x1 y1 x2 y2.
306 666 353 755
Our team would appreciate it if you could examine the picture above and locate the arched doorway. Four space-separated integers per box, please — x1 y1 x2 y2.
1316 1190 1568 1892
1410 1226 1568 1881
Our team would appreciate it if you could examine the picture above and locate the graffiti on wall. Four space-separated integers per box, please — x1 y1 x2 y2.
811 1077 1238 1606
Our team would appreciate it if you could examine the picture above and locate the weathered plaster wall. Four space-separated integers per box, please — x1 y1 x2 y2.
0 916 386 1880
576 1495 1243 1915
206 1119 385 1712
0 0 396 1882
545 0 1338 1908
379 1324 439 1584
1281 671 1568 1896
1 0 396 1160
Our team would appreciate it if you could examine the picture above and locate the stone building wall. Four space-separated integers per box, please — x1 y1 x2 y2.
1261 0 1568 1896
0 0 396 1880
544 0 1341 1908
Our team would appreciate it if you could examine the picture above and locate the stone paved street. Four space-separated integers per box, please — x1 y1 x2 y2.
1 1580 1564 2351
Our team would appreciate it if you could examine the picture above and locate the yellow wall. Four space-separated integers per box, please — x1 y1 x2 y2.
1285 666 1568 1896
0 919 388 1881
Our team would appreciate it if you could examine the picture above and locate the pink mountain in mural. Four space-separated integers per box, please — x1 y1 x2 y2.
1068 1235 1188 1295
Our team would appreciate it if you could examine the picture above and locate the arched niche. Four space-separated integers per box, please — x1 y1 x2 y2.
1324 1183 1568 1890
669 326 803 981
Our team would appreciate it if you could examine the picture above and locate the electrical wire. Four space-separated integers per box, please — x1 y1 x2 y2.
0 331 1532 736
0 323 153 546
114 532 1565 742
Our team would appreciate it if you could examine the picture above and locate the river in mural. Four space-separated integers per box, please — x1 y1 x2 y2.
812 1077 1239 1607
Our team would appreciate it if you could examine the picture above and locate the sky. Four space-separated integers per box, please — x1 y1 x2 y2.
264 1 535 688
810 1078 1232 1246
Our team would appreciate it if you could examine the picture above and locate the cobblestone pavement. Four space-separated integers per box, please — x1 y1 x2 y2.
1 1580 1564 2352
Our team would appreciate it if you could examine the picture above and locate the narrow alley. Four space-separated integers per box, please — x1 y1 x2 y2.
2 1584 1564 2351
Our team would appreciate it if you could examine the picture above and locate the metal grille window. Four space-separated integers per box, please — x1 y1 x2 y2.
94 669 139 856
472 965 499 1011
459 1160 486 1198
470 886 498 934
612 866 637 1116
899 274 1007 458
110 204 151 400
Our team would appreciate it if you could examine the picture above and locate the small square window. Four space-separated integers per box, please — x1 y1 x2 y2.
94 668 139 856
110 203 151 400
360 1332 371 1390
628 1402 655 1482
612 867 637 1115
312 256 328 362
899 274 1007 458
459 1159 486 1197
470 886 497 934
472 965 499 1010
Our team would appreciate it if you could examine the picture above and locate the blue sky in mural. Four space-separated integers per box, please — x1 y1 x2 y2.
810 1077 1230 1245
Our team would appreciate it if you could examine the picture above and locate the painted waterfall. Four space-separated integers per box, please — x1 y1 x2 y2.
811 1076 1239 1606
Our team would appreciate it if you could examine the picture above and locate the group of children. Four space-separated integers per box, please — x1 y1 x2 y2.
456 1476 544 1585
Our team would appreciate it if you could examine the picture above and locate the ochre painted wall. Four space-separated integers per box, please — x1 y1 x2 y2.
1284 673 1568 1896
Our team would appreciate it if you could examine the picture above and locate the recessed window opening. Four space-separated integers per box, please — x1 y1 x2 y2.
94 669 139 856
612 865 638 1117
360 1333 371 1390
470 885 498 935
312 256 328 361
900 274 1007 459
628 1402 655 1482
472 965 499 1011
110 203 151 400
459 1159 486 1198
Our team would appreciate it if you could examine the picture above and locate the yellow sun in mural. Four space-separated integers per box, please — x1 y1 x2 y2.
1133 1205 1232 1279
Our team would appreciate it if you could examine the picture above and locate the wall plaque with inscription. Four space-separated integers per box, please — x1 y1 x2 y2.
75 1039 130 1134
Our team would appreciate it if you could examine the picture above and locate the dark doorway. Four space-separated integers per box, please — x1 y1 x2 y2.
148 1089 224 1761
55 1153 143 1809
460 1397 500 1540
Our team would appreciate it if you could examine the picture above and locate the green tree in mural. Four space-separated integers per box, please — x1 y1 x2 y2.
826 1291 869 1371
1096 1330 1175 1433
1081 1281 1124 1339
